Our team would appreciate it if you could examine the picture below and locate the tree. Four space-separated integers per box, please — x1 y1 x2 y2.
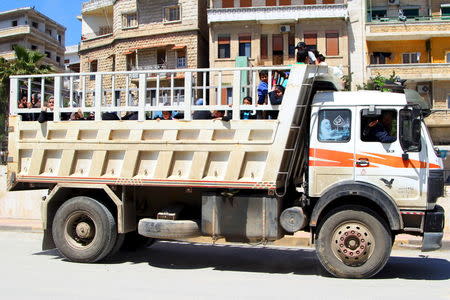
0 45 52 143
357 72 401 92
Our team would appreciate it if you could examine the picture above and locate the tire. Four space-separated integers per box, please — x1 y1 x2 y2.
138 219 200 239
52 196 117 263
315 206 392 279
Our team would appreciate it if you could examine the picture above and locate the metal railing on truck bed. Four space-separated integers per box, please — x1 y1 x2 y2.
8 65 326 192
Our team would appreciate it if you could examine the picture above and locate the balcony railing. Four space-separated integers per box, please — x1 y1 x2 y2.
367 63 450 80
367 14 450 23
81 27 113 41
207 4 348 23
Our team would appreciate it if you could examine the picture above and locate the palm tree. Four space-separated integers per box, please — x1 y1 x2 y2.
0 45 52 143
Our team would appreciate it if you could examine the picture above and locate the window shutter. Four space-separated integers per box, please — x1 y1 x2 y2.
239 35 251 43
304 33 317 46
218 35 230 45
326 32 339 56
272 35 283 51
279 0 291 5
266 0 276 5
222 0 234 8
240 0 252 7
322 0 335 4
304 0 316 4
261 35 268 59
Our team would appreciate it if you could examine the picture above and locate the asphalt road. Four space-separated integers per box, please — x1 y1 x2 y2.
0 232 449 300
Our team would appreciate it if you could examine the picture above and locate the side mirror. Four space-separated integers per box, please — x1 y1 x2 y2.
412 119 421 145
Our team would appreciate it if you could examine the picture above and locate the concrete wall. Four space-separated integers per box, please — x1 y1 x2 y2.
431 37 450 63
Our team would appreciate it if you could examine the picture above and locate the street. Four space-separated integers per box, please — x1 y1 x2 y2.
0 232 449 299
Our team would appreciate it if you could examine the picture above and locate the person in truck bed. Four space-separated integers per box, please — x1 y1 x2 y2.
38 96 54 123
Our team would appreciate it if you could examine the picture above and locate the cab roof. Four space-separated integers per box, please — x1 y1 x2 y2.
312 91 408 107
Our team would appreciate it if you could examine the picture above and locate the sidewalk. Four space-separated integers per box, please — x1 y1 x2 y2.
1 217 448 250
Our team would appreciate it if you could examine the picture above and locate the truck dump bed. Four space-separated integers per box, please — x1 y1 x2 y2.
7 65 326 192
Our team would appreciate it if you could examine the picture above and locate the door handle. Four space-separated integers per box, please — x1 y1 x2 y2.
356 158 370 167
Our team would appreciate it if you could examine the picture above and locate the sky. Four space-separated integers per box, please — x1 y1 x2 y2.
0 0 84 47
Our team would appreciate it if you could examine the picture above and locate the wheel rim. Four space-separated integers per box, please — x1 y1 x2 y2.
64 211 97 250
331 222 374 267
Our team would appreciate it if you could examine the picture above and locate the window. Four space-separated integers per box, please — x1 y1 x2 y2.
126 53 136 71
90 60 98 72
240 0 252 7
64 59 70 64
222 0 234 8
31 45 37 50
448 94 450 109
442 7 450 17
288 34 295 58
157 49 166 66
402 8 419 18
46 29 52 36
371 9 387 20
45 51 51 58
177 49 186 68
326 32 339 56
122 13 138 28
402 52 419 64
370 52 391 64
318 110 351 142
164 5 181 22
272 34 284 64
98 26 112 35
12 20 18 27
239 35 251 57
218 35 230 58
304 33 317 52
56 56 61 63
361 109 397 143
57 34 62 43
261 34 268 59
111 54 116 72
446 52 450 63
32 21 38 28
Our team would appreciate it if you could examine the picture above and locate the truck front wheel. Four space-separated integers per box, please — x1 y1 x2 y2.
315 206 392 278
52 196 117 263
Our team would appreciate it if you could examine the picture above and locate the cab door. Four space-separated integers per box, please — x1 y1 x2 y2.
354 106 427 208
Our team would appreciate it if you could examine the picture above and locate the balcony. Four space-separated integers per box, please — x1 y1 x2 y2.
81 27 113 41
366 15 450 40
0 25 30 39
367 63 450 80
82 0 114 14
207 4 348 23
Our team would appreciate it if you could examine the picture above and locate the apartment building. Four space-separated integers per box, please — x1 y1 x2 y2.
79 0 208 105
0 7 66 70
207 0 350 103
65 45 80 72
365 0 450 146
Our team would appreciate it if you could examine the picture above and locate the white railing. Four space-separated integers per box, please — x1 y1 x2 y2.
10 66 322 122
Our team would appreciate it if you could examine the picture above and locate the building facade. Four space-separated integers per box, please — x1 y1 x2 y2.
0 7 66 71
364 0 450 147
207 0 350 103
65 45 80 72
79 0 209 105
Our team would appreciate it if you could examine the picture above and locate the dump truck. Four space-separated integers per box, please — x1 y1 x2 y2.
7 64 445 278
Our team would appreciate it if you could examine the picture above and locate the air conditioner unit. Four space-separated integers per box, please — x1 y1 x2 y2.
388 0 399 5
280 25 291 33
417 84 430 94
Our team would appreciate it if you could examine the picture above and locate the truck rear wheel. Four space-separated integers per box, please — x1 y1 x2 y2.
315 206 392 278
52 196 117 263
